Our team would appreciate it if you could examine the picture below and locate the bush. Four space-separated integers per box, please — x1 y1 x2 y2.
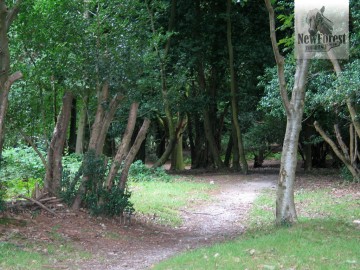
0 189 6 212
128 160 171 182
0 146 45 199
340 166 359 182
60 150 134 217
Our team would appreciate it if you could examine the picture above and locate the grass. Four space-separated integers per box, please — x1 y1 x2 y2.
0 240 91 269
153 184 360 270
129 178 214 226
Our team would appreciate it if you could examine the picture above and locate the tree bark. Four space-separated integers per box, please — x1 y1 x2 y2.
106 102 139 189
0 1 22 160
75 94 88 154
68 98 77 153
119 118 151 190
226 0 248 174
44 92 74 195
265 0 311 225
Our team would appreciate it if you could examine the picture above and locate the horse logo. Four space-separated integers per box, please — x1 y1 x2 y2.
306 6 333 36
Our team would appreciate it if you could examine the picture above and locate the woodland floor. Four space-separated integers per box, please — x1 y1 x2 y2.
1 161 359 270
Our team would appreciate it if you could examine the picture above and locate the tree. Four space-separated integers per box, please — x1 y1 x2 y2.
226 0 248 173
0 0 22 162
264 0 311 225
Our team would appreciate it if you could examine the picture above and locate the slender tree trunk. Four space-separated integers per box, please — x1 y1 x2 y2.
106 102 139 189
147 0 181 169
303 123 312 171
0 1 22 161
68 98 77 153
75 94 88 154
265 0 311 225
231 125 241 170
226 0 248 174
44 92 74 195
119 118 151 190
224 133 233 167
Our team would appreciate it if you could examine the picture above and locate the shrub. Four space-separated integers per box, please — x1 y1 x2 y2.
128 160 171 182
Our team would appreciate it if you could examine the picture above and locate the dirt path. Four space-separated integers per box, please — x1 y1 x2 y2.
1 172 277 270
103 173 277 270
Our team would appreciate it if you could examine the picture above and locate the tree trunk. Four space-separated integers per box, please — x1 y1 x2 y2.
303 123 312 171
44 92 74 195
0 1 22 161
224 133 233 167
147 0 181 169
226 0 248 174
68 98 77 153
265 0 311 225
106 102 139 189
203 109 223 168
231 125 241 170
75 94 88 154
119 118 151 190
170 134 185 171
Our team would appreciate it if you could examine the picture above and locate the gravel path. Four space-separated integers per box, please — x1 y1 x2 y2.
107 173 277 270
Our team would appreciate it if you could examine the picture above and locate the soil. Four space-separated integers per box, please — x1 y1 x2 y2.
1 164 358 270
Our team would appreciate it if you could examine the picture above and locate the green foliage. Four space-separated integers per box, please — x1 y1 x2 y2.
0 146 45 181
128 160 172 182
340 166 359 183
60 150 134 217
0 189 6 212
0 146 45 199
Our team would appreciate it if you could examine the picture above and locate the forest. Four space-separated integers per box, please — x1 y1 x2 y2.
0 0 359 269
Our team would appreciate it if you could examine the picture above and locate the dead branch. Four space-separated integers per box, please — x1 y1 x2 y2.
18 195 60 217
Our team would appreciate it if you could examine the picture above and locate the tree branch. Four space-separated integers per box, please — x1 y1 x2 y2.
334 124 350 161
20 131 48 170
4 71 23 90
314 121 347 165
6 0 22 31
264 0 291 115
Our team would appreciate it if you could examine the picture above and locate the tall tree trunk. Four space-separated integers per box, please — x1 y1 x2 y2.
226 0 248 174
0 1 22 162
265 0 311 225
75 94 88 154
147 0 182 169
303 123 313 171
106 102 139 189
119 118 151 190
68 98 77 153
44 92 74 195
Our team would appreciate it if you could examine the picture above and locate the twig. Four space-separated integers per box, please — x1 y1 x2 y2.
18 195 60 217
180 210 224 216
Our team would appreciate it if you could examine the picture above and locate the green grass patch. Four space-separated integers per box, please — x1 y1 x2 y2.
154 219 360 270
0 241 91 269
154 185 360 269
129 179 214 226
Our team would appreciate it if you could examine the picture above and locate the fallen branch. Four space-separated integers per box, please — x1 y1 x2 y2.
18 195 60 217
